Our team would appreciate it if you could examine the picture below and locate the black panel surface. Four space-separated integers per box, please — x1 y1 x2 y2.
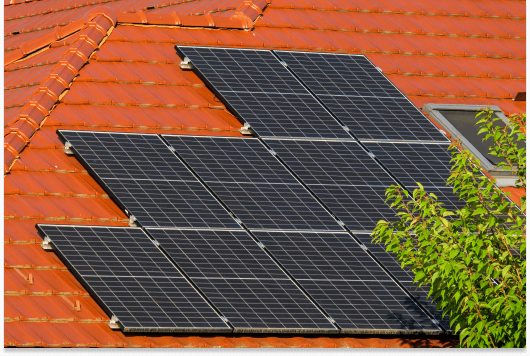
58 131 239 229
311 185 398 231
253 231 388 281
300 279 438 332
275 51 448 142
164 136 297 184
148 229 336 333
176 47 349 139
266 139 395 186
220 91 350 139
275 51 403 98
177 47 307 94
364 142 453 187
355 234 451 331
206 181 341 231
36 225 229 332
319 95 446 141
252 231 438 332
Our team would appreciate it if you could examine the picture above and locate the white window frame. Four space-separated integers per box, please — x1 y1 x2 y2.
423 103 518 187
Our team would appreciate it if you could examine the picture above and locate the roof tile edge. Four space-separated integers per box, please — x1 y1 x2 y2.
116 0 270 30
4 6 117 174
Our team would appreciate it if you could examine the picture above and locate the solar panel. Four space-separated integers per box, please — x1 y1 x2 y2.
164 136 298 184
252 231 388 281
275 51 448 142
355 234 451 331
58 131 239 229
318 95 447 141
251 231 440 332
176 47 349 139
311 185 399 231
299 279 438 332
265 139 395 186
148 228 337 333
364 142 453 187
206 181 341 231
36 225 230 332
176 46 308 95
274 51 404 98
165 136 342 231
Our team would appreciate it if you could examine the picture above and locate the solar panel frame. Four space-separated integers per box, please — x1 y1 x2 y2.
274 51 449 142
57 130 240 230
147 228 338 333
36 225 230 333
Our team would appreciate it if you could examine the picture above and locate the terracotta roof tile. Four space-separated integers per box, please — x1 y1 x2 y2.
4 0 523 348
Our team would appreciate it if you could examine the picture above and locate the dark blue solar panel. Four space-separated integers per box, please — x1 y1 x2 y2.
176 46 349 139
36 225 229 333
58 131 239 229
148 228 337 333
275 51 448 142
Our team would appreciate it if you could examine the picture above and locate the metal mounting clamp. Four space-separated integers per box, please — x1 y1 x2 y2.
109 316 120 330
180 57 193 70
240 123 253 135
42 237 53 251
129 215 138 227
64 141 74 155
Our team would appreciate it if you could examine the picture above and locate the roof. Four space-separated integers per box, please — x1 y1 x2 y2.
4 0 524 348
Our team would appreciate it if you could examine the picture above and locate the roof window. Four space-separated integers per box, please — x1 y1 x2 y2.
423 104 524 187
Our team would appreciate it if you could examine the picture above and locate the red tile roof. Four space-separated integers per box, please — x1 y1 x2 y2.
4 0 524 347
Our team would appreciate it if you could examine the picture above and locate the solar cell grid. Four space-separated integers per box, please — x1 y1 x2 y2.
59 131 239 229
177 47 308 94
220 91 350 139
37 225 229 332
205 181 342 231
355 234 451 331
163 136 297 184
265 139 395 186
275 51 404 98
148 229 286 280
59 131 196 181
105 179 240 229
299 279 438 332
148 228 336 333
311 185 399 231
320 95 447 141
364 142 453 187
252 231 388 281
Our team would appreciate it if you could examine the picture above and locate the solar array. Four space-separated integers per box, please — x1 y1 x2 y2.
44 48 472 335
58 131 239 230
164 136 341 231
148 229 336 332
266 139 399 231
355 234 451 331
36 225 230 332
253 231 438 332
177 46 350 139
275 51 448 142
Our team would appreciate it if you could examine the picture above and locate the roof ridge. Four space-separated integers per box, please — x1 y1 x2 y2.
116 0 269 30
4 6 117 174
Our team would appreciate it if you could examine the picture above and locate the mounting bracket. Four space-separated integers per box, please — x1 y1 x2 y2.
180 57 193 70
41 237 53 251
109 316 120 330
240 123 254 135
64 141 74 155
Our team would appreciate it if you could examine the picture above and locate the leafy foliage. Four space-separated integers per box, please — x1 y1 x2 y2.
372 109 526 348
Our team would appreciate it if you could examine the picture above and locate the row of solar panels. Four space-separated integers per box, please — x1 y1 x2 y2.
176 47 450 142
39 130 457 333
